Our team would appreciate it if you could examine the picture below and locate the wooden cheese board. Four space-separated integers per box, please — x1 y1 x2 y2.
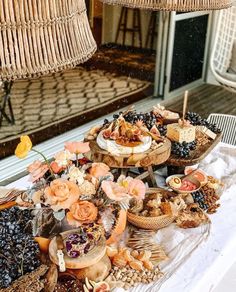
166 132 222 167
86 139 171 168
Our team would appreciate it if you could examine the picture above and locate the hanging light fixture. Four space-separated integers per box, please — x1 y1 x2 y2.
0 0 96 125
100 0 232 11
0 0 96 80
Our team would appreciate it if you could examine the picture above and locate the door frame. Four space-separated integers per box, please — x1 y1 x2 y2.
155 11 213 99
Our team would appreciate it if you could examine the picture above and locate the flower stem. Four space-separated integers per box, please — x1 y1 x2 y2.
31 148 55 178
76 153 78 167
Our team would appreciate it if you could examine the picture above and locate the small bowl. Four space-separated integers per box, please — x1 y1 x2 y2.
166 174 201 194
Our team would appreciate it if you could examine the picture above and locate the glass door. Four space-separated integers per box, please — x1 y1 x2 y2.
161 11 212 98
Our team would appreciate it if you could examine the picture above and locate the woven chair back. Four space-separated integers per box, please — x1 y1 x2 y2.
208 113 236 146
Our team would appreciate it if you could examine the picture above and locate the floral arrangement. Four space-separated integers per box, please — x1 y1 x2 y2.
15 136 146 240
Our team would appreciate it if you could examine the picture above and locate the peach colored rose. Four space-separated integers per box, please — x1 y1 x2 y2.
101 180 131 202
66 200 98 227
65 141 90 154
44 179 80 211
27 160 48 182
50 161 63 174
89 163 111 179
128 179 146 200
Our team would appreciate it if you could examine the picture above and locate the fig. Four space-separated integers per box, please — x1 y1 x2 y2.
93 281 110 292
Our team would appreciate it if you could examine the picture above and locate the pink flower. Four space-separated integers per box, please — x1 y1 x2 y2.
89 163 111 179
128 179 146 200
101 180 131 202
50 161 63 174
117 175 133 190
27 160 48 182
65 141 90 154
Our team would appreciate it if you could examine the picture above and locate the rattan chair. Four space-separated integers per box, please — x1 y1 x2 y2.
208 113 236 145
210 5 236 93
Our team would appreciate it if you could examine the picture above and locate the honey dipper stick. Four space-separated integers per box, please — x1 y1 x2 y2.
182 90 189 123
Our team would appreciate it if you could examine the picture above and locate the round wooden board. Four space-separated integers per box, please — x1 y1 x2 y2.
86 138 171 168
49 232 106 269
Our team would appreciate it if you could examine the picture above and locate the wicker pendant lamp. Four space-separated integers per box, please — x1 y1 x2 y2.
100 0 232 11
0 0 96 126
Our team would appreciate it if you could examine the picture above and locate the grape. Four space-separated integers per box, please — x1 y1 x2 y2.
185 112 221 134
0 207 41 288
171 141 196 158
191 190 208 211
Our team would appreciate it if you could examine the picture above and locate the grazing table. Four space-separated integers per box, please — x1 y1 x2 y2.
6 142 236 292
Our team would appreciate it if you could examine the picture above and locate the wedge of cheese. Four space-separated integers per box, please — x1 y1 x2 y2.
167 123 196 143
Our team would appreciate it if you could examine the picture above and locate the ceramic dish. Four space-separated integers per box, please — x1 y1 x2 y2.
166 174 201 194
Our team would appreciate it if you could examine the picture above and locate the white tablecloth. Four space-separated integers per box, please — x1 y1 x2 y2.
6 142 236 292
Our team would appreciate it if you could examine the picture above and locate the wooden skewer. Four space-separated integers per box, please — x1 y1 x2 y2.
182 90 189 122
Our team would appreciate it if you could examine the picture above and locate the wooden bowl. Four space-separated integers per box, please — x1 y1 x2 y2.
49 230 106 269
86 138 171 168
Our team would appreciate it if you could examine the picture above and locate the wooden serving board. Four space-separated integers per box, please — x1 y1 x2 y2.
166 132 222 166
86 139 171 168
49 233 106 269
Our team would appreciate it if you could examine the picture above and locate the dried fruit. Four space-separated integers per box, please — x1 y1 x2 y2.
93 281 110 292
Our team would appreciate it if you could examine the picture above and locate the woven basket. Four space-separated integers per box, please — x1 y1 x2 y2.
0 0 97 81
127 212 175 230
100 0 232 11
127 188 176 230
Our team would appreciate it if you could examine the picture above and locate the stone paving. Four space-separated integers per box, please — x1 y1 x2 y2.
0 67 150 142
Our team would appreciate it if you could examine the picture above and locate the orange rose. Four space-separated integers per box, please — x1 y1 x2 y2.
44 179 80 211
66 201 98 227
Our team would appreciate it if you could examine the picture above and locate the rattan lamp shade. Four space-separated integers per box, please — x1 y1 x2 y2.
0 0 97 81
100 0 232 11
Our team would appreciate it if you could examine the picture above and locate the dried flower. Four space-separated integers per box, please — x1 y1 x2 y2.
101 181 130 202
54 150 73 167
79 180 96 196
89 163 111 179
50 161 63 174
44 179 80 211
117 175 133 190
66 201 98 227
65 141 90 154
68 165 85 185
27 160 49 182
15 135 32 158
128 179 146 200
